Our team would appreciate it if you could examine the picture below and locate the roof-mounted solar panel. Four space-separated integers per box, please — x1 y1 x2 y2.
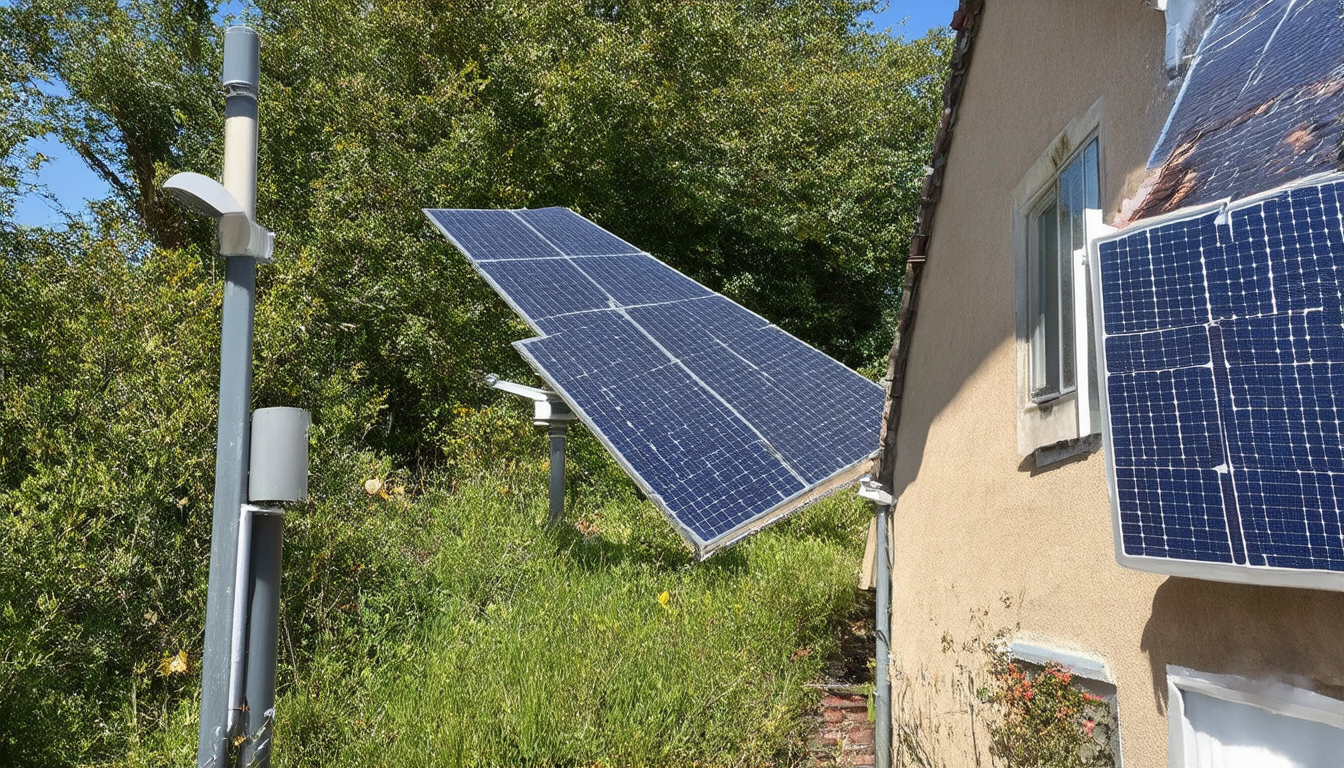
425 207 884 557
1091 175 1344 591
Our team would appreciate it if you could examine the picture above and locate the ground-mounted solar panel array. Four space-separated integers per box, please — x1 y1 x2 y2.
425 207 885 557
1092 176 1344 591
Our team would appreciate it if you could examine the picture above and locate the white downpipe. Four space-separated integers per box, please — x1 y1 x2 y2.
226 503 253 735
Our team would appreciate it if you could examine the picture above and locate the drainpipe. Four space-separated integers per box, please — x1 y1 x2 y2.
874 500 892 768
859 476 895 768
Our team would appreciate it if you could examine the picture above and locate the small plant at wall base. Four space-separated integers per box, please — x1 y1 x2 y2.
979 655 1117 768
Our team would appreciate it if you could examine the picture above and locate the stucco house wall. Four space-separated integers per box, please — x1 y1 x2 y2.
886 1 1344 765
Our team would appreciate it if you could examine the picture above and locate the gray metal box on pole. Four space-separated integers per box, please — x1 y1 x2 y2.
248 407 310 502
221 27 260 91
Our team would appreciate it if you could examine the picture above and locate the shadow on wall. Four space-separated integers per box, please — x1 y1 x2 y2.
887 275 1017 498
1139 577 1344 711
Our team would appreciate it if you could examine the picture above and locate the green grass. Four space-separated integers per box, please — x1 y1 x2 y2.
121 444 870 768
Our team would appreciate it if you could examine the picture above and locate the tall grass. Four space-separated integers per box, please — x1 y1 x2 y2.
295 461 866 767
117 421 870 767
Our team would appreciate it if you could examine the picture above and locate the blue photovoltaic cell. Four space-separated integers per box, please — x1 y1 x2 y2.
1097 178 1344 582
1099 211 1217 336
1139 0 1344 213
515 207 641 256
629 296 883 485
1113 466 1232 563
426 209 561 261
476 257 612 323
423 206 884 556
1237 469 1344 569
1208 204 1277 321
516 312 806 543
577 254 713 306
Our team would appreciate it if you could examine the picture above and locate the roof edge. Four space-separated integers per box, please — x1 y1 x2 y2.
872 0 985 492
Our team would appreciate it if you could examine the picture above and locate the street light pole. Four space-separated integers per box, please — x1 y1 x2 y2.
195 26 262 768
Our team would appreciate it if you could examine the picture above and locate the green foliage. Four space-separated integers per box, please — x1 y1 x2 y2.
120 469 871 768
0 223 440 765
342 485 865 768
246 0 949 376
1 0 946 764
0 224 218 764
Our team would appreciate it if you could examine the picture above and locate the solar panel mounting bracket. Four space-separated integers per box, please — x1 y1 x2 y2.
484 373 576 427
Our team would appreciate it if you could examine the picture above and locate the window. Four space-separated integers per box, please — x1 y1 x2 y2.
1028 138 1097 406
1013 100 1110 461
1167 666 1344 768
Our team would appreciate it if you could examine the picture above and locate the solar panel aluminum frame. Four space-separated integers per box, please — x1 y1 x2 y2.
423 208 879 559
1088 177 1344 592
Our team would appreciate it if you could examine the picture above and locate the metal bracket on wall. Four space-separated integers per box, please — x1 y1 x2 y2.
857 474 894 506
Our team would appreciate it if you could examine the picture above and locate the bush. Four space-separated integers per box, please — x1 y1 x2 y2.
0 225 437 765
982 655 1117 768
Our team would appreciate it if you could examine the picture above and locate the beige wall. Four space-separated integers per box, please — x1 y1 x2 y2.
888 2 1344 766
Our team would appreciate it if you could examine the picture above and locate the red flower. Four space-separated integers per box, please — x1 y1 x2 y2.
1084 719 1097 737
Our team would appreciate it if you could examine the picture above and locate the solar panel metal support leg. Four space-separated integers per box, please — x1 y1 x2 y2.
548 423 566 526
483 374 577 527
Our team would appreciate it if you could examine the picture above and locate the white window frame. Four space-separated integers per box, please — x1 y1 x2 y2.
1166 665 1344 768
1013 99 1111 462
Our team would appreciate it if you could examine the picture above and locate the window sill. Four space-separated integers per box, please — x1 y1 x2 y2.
1033 433 1101 469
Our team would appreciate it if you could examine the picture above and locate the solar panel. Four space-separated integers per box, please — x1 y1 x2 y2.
1091 176 1344 590
424 207 884 556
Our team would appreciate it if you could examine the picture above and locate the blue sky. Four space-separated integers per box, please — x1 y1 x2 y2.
864 0 958 40
10 0 958 227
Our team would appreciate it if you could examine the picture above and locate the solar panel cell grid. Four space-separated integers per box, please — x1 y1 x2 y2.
1113 466 1231 563
426 209 562 260
1095 177 1344 587
516 313 806 544
1208 205 1276 321
476 257 612 323
576 254 713 306
631 297 884 480
515 207 642 256
1102 325 1210 374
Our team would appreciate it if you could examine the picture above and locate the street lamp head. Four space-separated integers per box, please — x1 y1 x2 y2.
163 172 246 219
484 373 564 404
162 172 274 261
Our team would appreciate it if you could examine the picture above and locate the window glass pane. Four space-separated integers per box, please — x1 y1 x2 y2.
1059 159 1083 391
1029 210 1044 391
1182 689 1344 768
1027 136 1099 406
1034 201 1059 399
1083 138 1099 209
